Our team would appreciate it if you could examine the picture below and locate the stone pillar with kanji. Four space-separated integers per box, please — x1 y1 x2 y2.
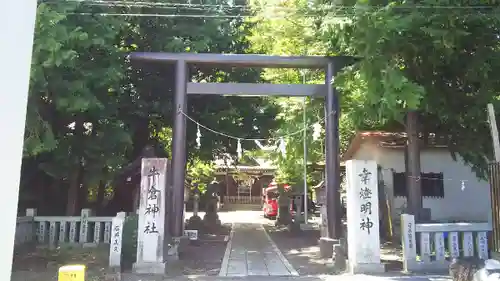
346 160 385 274
133 158 170 274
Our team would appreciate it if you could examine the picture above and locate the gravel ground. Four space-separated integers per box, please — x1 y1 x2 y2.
11 244 111 281
263 224 404 276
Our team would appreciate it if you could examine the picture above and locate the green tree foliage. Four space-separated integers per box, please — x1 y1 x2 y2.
320 1 500 177
266 97 325 186
246 0 359 186
247 0 500 183
22 0 280 214
27 2 132 214
186 159 215 194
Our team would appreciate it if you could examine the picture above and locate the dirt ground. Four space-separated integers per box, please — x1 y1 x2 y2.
161 223 231 276
11 244 110 281
263 225 403 275
11 223 231 280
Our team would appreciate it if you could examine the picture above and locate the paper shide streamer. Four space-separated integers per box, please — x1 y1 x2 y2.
237 138 242 159
196 125 201 149
279 137 286 157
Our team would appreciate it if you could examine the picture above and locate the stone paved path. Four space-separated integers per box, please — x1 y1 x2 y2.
219 223 299 277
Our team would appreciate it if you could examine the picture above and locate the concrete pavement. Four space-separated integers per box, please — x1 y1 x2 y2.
219 223 299 277
11 271 452 281
121 273 452 281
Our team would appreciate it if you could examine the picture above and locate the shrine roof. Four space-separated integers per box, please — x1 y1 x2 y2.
213 154 275 175
214 165 275 175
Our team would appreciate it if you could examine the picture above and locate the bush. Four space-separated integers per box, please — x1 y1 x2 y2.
121 214 138 268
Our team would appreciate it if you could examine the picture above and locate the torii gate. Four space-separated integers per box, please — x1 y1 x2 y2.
2 3 355 276
129 52 356 242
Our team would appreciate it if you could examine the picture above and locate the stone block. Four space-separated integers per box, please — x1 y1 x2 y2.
339 237 348 256
332 243 346 272
104 267 122 281
349 262 385 274
166 237 183 261
132 262 166 275
319 237 337 258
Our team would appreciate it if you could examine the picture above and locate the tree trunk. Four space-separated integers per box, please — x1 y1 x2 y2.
77 165 88 209
131 118 150 160
406 110 423 221
66 117 85 216
95 179 106 215
193 195 199 217
377 166 392 241
48 179 63 215
66 163 82 216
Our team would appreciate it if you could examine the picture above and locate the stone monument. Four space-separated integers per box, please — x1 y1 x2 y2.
318 203 335 258
203 179 221 228
186 185 203 232
317 183 337 259
345 159 385 274
109 212 126 269
275 184 292 226
133 158 169 274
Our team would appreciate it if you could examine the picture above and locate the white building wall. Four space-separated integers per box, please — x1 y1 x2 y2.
352 143 491 222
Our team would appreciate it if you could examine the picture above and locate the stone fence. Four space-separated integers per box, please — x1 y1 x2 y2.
15 208 127 268
401 213 491 272
15 208 126 247
225 195 261 204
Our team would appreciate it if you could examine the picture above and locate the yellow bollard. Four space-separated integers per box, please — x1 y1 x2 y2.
58 264 85 281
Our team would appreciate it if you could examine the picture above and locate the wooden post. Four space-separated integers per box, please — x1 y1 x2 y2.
487 103 500 162
249 177 252 203
193 192 199 217
406 110 422 221
487 103 500 252
225 171 229 200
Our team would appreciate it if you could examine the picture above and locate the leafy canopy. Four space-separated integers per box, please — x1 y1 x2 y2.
248 0 500 180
